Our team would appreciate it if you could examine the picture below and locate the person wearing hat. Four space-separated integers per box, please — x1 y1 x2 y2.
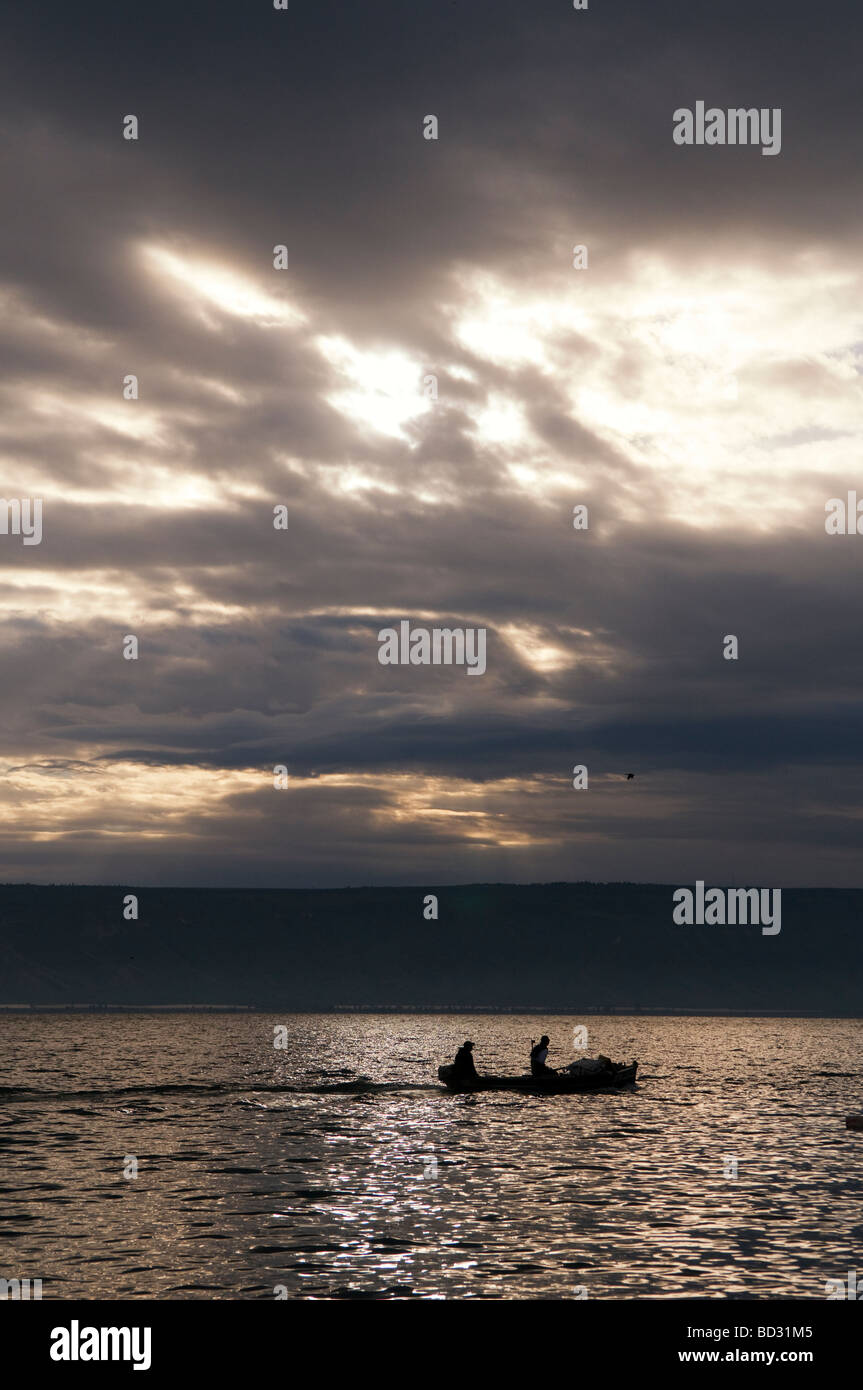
450 1039 479 1081
530 1034 556 1077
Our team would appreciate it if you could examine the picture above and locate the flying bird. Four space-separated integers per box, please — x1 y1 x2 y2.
625 773 635 780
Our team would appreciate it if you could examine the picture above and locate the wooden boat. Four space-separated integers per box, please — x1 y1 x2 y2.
438 1060 637 1093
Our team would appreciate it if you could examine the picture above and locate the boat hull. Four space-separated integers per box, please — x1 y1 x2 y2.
438 1061 638 1093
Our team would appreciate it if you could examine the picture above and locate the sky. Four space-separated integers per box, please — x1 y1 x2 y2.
0 0 861 888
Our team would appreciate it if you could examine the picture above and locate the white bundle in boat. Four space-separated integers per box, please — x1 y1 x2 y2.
565 1054 611 1075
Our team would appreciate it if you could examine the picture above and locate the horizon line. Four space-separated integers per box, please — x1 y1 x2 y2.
0 878 860 893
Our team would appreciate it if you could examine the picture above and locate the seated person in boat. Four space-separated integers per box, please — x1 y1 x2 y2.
451 1039 479 1080
530 1035 556 1077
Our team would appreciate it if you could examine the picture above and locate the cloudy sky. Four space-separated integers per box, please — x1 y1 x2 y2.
1 0 861 887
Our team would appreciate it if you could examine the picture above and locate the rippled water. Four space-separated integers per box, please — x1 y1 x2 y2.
0 1013 861 1299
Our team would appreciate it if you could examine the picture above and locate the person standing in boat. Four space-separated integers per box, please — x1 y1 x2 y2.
530 1034 556 1077
451 1039 479 1081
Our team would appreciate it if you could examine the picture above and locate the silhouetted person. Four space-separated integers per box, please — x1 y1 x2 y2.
451 1040 478 1081
530 1034 556 1077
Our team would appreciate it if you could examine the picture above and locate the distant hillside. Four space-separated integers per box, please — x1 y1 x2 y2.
0 882 860 1013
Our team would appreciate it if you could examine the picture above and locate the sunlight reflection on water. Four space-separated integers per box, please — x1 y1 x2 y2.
0 1013 860 1299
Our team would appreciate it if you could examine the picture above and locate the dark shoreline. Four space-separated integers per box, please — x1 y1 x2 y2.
3 881 862 1013
1 1005 861 1018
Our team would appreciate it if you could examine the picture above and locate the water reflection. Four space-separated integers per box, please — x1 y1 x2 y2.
0 1013 860 1298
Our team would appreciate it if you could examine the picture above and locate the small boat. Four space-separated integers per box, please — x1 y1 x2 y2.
438 1060 638 1094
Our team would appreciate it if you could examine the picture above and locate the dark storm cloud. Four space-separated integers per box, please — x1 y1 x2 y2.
4 0 862 317
0 0 861 886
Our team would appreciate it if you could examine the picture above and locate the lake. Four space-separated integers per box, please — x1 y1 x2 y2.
0 1012 860 1299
